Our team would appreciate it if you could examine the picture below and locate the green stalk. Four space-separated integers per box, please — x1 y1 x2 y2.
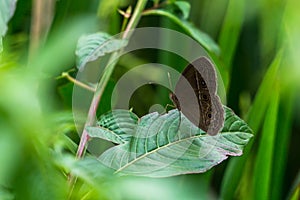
253 84 279 199
220 52 282 199
122 0 147 39
68 0 148 197
76 0 148 159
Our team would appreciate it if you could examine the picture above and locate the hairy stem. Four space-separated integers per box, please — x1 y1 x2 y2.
75 0 147 158
68 1 147 196
122 0 147 39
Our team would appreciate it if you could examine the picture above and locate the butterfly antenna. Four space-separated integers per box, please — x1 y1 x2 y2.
169 72 182 130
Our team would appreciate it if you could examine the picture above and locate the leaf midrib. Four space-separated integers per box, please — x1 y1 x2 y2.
114 131 248 173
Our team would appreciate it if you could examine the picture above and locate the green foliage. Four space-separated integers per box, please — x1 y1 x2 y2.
76 32 128 70
87 107 252 177
218 0 245 69
143 9 220 56
173 1 191 19
253 86 279 199
0 0 299 199
88 110 139 143
220 51 283 199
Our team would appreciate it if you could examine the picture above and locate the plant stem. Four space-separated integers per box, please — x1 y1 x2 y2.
119 6 132 32
75 0 148 159
69 1 147 196
122 0 147 39
61 72 96 92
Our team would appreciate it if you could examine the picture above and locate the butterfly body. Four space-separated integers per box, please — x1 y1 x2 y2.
171 57 224 135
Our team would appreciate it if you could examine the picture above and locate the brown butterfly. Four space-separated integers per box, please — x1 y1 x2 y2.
170 57 224 135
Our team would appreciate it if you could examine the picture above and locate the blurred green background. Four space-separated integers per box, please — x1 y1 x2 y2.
0 0 299 199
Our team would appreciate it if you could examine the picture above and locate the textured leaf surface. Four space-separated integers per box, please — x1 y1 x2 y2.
91 107 252 177
87 110 139 144
75 32 128 70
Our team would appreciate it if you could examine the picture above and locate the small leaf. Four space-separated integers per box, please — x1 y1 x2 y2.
174 1 191 19
75 32 128 71
55 154 114 185
94 107 252 177
86 126 127 144
0 0 17 52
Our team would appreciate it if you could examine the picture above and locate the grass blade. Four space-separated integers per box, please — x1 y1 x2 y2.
270 88 295 199
220 52 282 199
253 84 279 199
218 0 245 69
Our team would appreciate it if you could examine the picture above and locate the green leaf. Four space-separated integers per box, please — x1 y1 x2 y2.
87 126 126 144
0 185 14 200
86 110 139 144
271 89 295 200
174 1 191 20
253 85 279 199
218 0 245 69
0 0 17 52
55 154 114 186
87 109 139 143
97 0 121 18
183 21 220 55
220 52 282 199
167 0 176 3
143 9 220 56
93 107 252 177
290 187 300 200
50 111 78 154
75 32 128 70
288 172 300 200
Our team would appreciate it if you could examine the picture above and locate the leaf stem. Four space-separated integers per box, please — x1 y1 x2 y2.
119 6 132 32
68 2 148 195
61 72 96 92
122 0 147 39
75 0 147 158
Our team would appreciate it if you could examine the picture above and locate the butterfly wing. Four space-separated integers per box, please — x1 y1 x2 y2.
173 57 224 135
